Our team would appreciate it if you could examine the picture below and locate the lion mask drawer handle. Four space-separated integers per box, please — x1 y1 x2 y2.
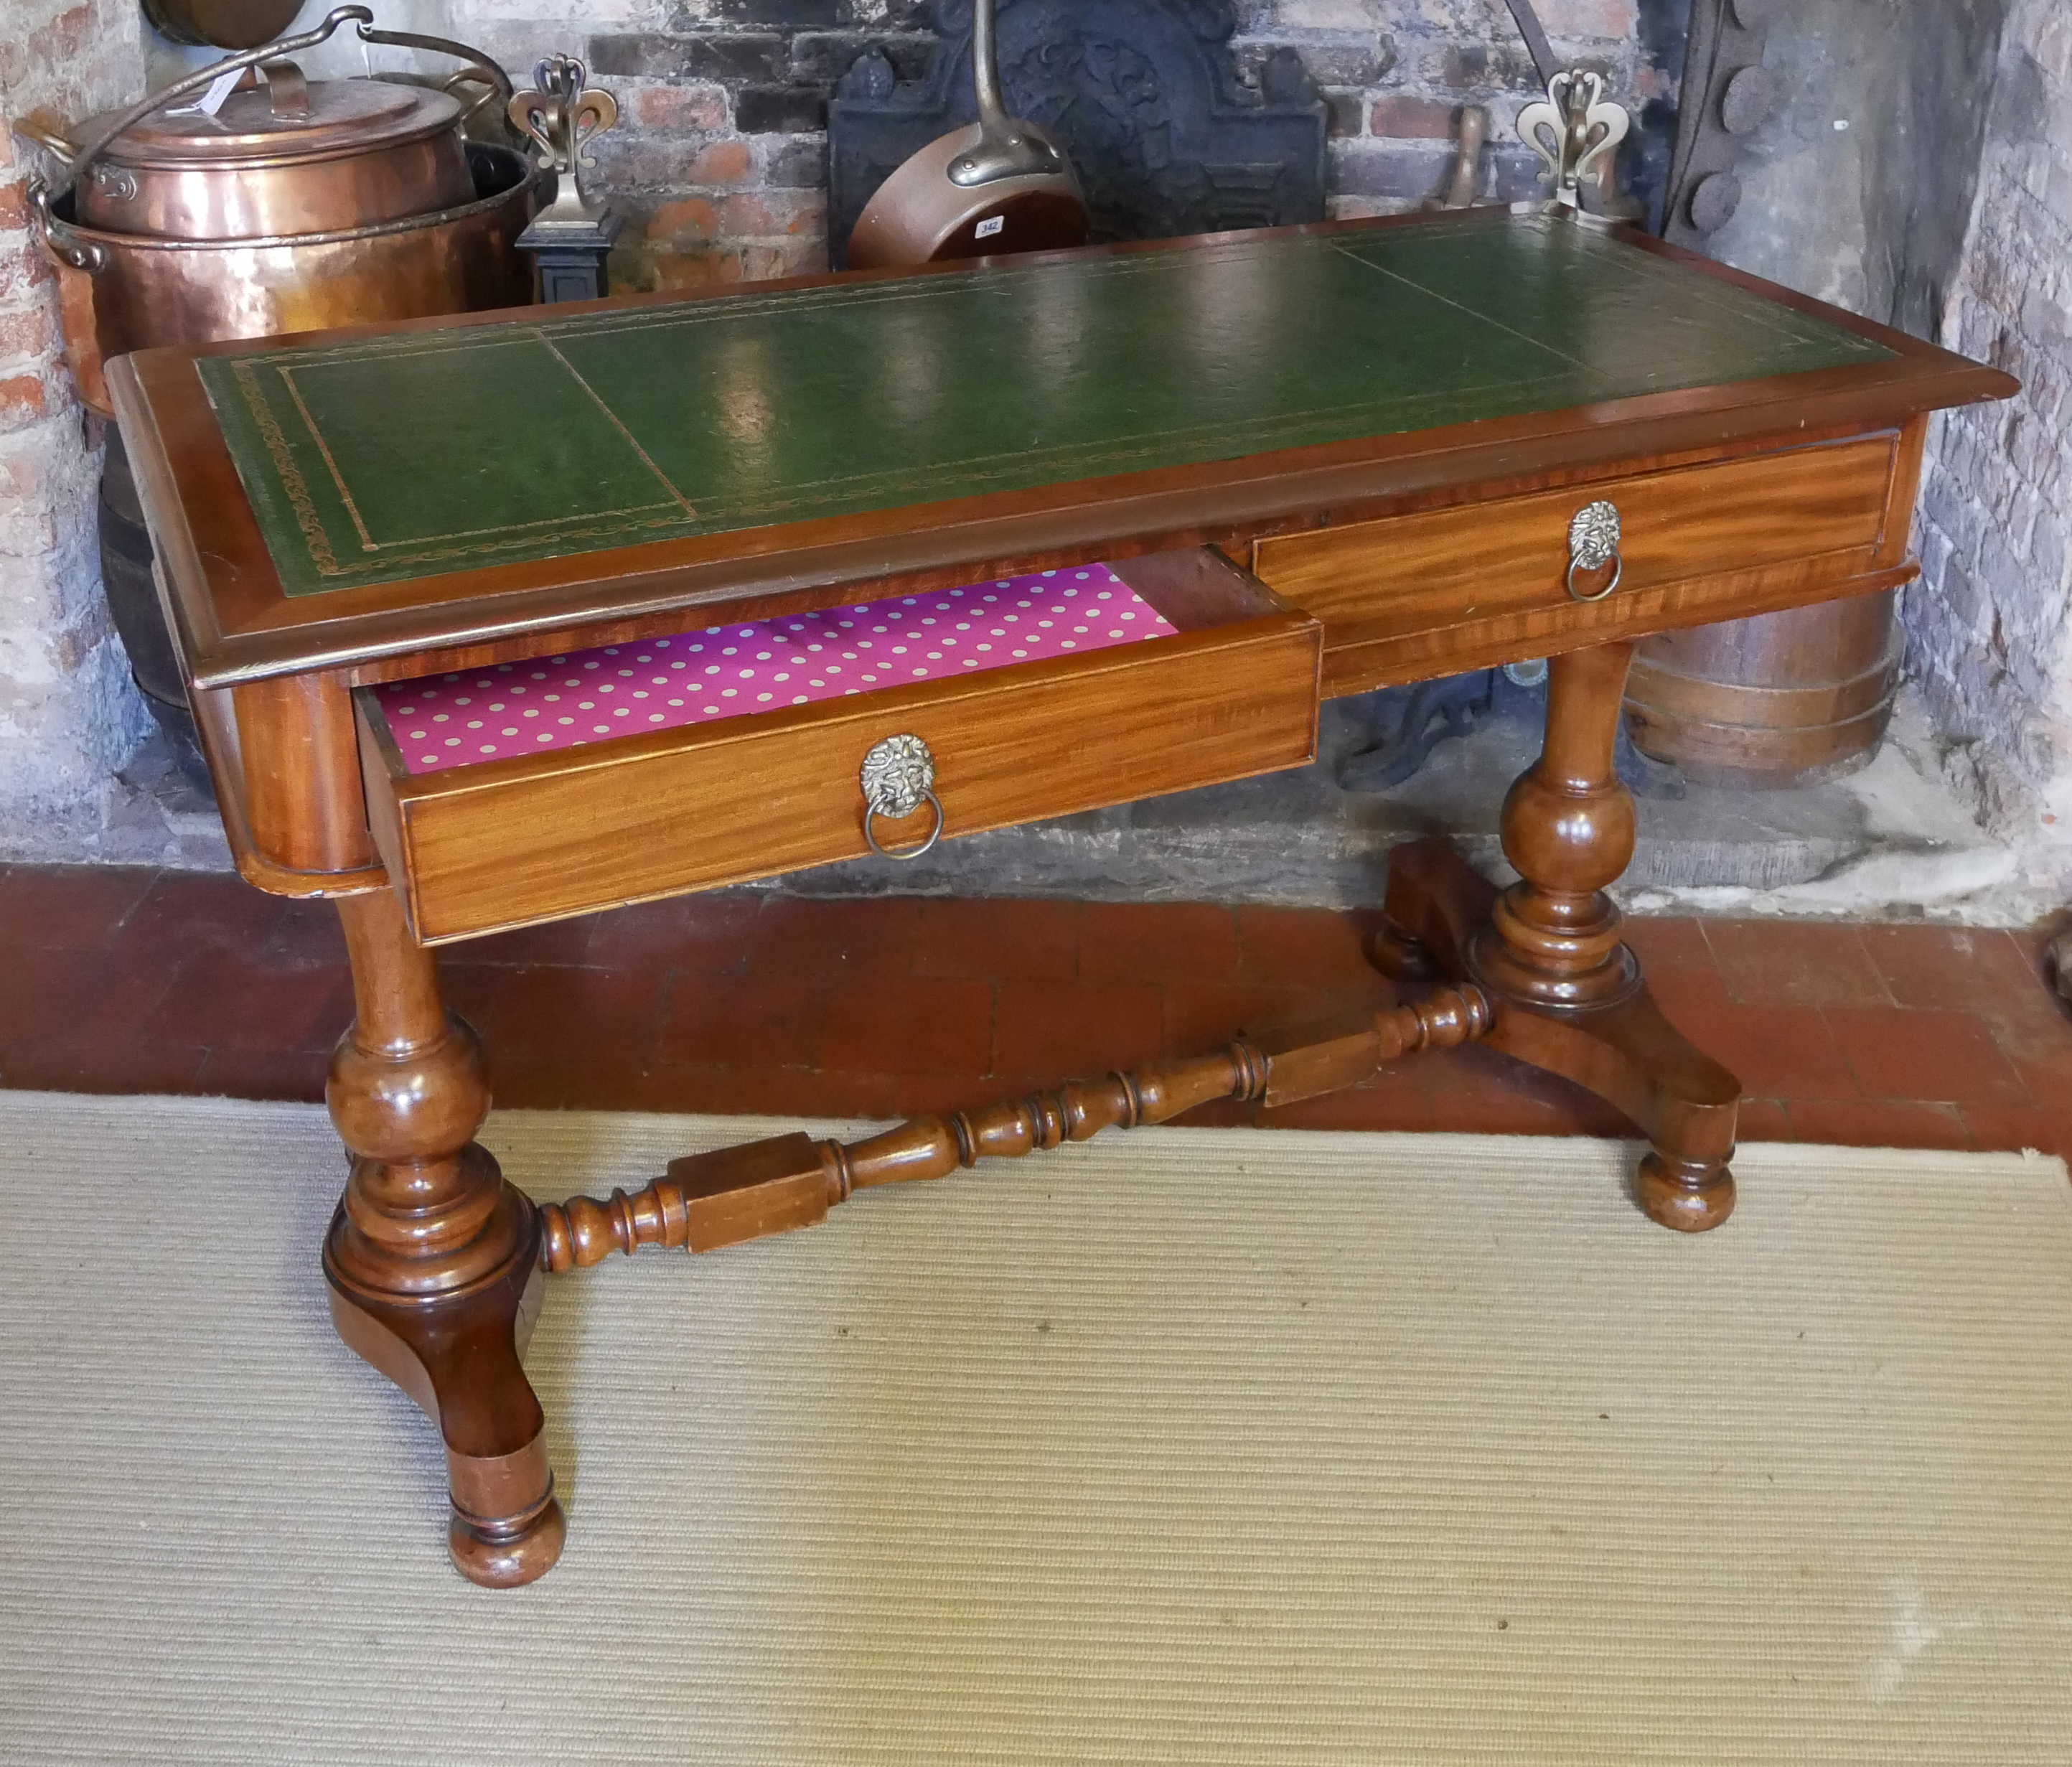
860 734 945 861
1566 499 1623 602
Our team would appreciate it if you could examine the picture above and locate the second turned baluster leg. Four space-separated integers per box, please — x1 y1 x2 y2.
1377 640 1743 1231
322 887 567 1585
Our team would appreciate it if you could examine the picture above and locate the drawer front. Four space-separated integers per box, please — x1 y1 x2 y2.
359 550 1319 942
1251 435 1900 691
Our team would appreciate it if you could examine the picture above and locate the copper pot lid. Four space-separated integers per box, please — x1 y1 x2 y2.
84 78 461 167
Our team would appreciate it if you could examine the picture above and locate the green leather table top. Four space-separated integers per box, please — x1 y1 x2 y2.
198 212 1895 599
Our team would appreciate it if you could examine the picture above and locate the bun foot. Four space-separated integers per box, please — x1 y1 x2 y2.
450 1489 567 1588
1638 1151 1735 1232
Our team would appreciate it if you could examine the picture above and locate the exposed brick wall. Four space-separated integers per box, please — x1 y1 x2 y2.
0 0 152 856
1907 0 2072 887
497 0 1667 292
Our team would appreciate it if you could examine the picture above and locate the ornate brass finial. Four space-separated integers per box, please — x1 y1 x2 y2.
1517 69 1630 209
508 54 619 230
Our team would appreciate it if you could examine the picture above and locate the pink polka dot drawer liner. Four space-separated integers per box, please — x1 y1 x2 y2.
377 566 1180 777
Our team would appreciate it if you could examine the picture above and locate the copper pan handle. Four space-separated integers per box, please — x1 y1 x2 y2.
947 0 1064 188
32 4 377 208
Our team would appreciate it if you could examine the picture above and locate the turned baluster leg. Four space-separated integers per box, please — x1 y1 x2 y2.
1377 641 1742 1232
322 887 566 1585
1472 642 1643 1011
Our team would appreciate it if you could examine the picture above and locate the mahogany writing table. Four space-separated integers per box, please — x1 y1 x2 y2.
109 206 2014 1586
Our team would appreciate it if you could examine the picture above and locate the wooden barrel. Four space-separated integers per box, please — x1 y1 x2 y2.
1621 591 1901 788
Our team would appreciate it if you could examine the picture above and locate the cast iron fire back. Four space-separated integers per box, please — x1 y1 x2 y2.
828 0 1328 267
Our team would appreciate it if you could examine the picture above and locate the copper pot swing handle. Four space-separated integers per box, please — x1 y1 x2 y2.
31 4 378 210
357 23 515 113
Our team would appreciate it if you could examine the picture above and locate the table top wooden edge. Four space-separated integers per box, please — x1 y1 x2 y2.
115 207 2019 693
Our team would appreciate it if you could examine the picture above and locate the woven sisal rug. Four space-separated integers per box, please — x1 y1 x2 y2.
3 1092 2069 1765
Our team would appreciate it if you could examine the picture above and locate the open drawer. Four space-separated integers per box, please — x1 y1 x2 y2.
355 547 1321 942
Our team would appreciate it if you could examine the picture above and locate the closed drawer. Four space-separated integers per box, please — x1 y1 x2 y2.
356 547 1320 942
1251 434 1900 690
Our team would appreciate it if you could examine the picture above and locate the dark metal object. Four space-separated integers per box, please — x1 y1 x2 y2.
1661 0 1781 247
517 205 621 303
140 0 301 50
1339 668 1685 801
1498 0 1562 86
828 0 1327 266
98 430 211 789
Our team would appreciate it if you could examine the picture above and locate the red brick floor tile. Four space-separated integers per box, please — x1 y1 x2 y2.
441 962 667 1069
993 978 1164 1079
0 1036 207 1096
1162 980 1331 1057
876 1070 1041 1119
2008 917 2072 970
1824 1006 2030 1107
6 865 2063 1166
1700 919 1891 1008
1734 1099 1795 1143
136 948 352 1054
819 973 994 1076
685 1064 904 1121
1079 901 1239 984
0 863 156 950
1424 1086 1621 1138
2000 1032 2072 1112
110 871 286 956
1855 923 2043 1018
584 894 764 972
1621 915 1716 975
745 896 922 978
655 970 833 1069
1658 1003 1859 1101
1959 1105 2072 1161
460 914 604 968
256 899 352 967
1644 961 1735 1025
911 897 1081 983
192 1043 333 1102
1987 998 2072 1100
1232 906 1391 991
1784 1098 1972 1151
0 944 188 1057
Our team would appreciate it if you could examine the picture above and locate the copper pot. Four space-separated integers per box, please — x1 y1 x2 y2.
27 6 508 236
24 4 531 415
36 144 538 416
52 70 476 241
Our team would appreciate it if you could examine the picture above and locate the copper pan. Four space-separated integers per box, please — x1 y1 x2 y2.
845 0 1087 271
34 144 538 416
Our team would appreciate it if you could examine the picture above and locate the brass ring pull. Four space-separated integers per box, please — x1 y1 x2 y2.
1565 499 1623 603
860 734 944 862
1565 553 1623 601
863 791 945 861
